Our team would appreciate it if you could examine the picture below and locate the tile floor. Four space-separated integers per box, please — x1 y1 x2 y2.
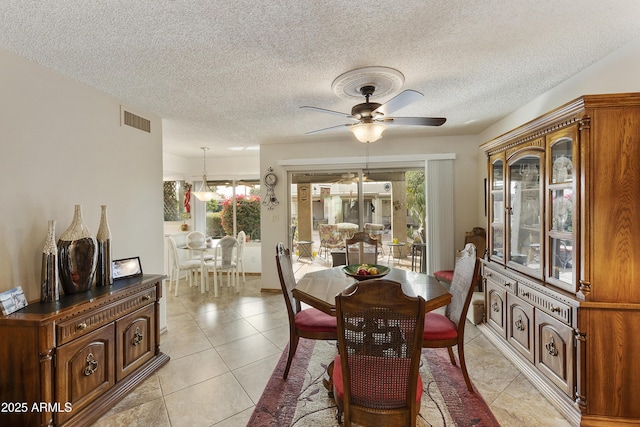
92 256 573 427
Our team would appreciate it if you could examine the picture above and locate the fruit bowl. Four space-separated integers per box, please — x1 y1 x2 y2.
342 264 390 281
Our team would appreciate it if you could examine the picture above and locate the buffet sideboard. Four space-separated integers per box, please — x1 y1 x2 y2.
0 274 169 427
479 93 640 426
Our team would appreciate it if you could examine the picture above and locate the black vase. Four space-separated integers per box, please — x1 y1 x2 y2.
58 205 98 295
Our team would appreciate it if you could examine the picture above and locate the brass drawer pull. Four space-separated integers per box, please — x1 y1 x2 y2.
142 294 151 301
545 336 558 357
504 282 512 288
132 327 144 346
77 322 88 331
521 291 530 297
84 352 98 376
515 315 525 331
550 306 561 313
491 302 500 312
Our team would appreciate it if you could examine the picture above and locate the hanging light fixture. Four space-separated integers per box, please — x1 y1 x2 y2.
349 122 386 143
192 147 218 202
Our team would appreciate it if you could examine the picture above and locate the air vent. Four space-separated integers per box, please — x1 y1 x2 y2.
123 110 151 133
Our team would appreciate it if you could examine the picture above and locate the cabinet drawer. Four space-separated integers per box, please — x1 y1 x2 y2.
116 304 156 381
56 323 115 425
486 280 507 338
535 310 575 398
517 283 572 325
484 267 517 294
507 293 535 363
56 287 156 345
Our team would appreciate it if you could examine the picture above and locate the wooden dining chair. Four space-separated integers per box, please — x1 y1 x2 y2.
333 279 426 427
345 231 379 265
275 243 338 379
423 242 480 392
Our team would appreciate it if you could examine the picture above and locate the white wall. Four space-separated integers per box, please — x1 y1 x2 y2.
259 135 482 290
0 49 166 326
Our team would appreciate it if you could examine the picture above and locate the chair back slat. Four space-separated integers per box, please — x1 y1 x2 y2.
275 243 301 316
446 243 479 327
345 231 379 265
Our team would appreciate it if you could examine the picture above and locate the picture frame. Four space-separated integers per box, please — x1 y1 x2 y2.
0 286 28 315
112 257 143 280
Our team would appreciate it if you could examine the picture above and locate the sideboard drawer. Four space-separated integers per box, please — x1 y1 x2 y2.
57 287 156 345
517 283 572 326
484 267 517 294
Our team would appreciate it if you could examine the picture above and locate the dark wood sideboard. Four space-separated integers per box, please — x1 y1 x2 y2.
480 93 640 426
0 274 169 427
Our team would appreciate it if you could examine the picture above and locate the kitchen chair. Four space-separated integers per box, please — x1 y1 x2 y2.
434 227 485 291
423 242 479 392
237 230 246 283
187 230 214 262
167 235 202 296
333 279 426 426
345 231 379 265
205 235 238 297
275 243 337 379
318 224 343 259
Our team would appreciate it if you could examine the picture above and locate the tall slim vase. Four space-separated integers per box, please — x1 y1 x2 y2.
58 205 98 295
96 205 113 286
41 220 59 302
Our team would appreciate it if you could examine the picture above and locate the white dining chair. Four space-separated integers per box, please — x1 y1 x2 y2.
205 235 238 296
237 230 246 283
167 235 202 296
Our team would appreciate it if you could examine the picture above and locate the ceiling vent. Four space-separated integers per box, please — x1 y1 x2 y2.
122 108 151 133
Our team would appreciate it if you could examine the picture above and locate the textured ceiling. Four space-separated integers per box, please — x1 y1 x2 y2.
2 1 640 159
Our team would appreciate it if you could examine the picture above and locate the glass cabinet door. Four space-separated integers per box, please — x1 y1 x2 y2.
507 152 543 277
489 157 505 262
547 127 577 291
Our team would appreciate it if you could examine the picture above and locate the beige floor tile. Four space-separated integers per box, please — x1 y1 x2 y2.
164 372 253 427
200 318 261 347
92 397 171 427
157 348 230 395
232 352 282 403
215 334 281 370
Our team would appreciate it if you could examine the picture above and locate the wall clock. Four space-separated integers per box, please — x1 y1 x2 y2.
262 167 279 210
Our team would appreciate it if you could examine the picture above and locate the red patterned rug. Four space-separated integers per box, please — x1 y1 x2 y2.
248 340 500 426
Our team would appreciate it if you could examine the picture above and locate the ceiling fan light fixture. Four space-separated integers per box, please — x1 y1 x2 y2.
192 147 219 201
350 122 386 143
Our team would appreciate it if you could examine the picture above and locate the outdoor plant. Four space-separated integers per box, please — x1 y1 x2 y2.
220 194 261 240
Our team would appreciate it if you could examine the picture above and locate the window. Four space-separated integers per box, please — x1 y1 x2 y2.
203 179 261 240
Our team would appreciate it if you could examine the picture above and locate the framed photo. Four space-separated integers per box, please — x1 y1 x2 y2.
0 286 28 315
112 257 143 280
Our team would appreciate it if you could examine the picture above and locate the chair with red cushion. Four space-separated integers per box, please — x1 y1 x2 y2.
276 243 337 379
434 227 485 291
423 242 480 392
333 279 426 426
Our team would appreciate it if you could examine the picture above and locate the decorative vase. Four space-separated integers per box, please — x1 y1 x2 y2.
96 205 113 286
41 220 59 302
57 205 98 295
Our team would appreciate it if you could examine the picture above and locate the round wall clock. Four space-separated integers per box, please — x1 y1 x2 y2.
262 167 279 210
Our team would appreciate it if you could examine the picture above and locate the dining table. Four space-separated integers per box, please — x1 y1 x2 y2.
292 265 452 393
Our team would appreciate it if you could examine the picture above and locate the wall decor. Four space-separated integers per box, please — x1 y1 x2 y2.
58 205 98 295
40 219 59 302
113 257 143 280
262 167 279 210
0 286 28 315
96 205 113 286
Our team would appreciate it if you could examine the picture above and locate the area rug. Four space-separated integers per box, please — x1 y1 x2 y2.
248 340 500 426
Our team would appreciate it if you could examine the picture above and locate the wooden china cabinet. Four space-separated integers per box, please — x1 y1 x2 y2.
480 93 640 426
0 274 169 427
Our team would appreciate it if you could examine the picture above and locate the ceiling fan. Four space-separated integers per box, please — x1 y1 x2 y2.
301 85 446 143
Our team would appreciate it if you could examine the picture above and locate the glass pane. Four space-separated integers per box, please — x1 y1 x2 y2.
492 160 504 190
551 188 573 232
550 237 573 284
551 138 573 184
492 191 503 224
491 225 504 259
509 156 541 271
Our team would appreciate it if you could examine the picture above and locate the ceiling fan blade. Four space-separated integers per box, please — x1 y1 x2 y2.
300 105 353 118
373 90 424 116
305 123 353 134
381 117 446 126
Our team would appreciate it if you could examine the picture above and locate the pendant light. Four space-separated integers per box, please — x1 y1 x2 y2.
192 147 218 202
